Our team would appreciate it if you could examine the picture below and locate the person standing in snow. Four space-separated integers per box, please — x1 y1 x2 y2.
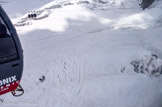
31 11 34 18
33 11 37 18
28 13 31 18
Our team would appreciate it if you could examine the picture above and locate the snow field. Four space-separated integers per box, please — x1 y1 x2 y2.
0 0 162 107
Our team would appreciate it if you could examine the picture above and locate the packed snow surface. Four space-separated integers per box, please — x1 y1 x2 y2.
1 0 162 107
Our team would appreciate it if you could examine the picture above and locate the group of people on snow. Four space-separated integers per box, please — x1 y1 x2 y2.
28 11 37 19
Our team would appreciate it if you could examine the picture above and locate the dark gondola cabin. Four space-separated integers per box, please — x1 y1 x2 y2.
0 6 23 96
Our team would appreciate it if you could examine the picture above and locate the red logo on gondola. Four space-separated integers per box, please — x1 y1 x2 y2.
0 75 20 95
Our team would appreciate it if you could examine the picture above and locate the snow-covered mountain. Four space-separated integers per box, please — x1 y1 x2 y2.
1 0 162 107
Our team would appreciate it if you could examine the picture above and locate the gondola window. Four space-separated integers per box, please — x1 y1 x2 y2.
0 16 18 64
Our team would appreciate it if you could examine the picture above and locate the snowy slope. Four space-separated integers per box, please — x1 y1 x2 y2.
1 0 53 18
1 0 162 107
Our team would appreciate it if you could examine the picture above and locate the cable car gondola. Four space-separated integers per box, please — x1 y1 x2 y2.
0 6 24 96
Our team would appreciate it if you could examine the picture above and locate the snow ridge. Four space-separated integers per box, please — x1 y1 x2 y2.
14 0 162 33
